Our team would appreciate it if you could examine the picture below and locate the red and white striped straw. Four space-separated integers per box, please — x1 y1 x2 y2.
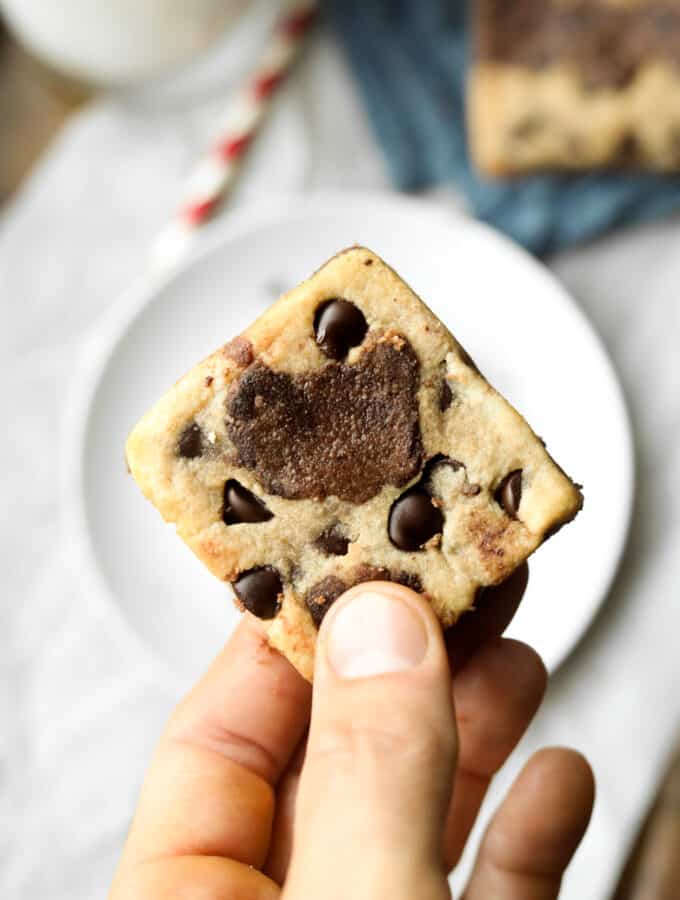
151 0 318 271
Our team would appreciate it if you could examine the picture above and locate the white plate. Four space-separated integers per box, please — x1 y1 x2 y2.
64 193 634 688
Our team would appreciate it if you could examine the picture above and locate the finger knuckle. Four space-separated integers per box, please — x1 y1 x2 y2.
311 718 447 772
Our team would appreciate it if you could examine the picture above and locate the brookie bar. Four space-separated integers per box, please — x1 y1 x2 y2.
126 247 583 680
469 0 680 175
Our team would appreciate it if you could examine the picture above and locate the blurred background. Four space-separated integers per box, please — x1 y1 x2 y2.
1 1 679 898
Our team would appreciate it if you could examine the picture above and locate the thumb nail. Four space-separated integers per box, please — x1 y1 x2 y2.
325 589 428 679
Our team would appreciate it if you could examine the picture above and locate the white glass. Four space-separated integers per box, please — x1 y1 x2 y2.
0 0 256 86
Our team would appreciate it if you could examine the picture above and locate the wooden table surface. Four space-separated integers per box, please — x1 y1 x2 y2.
612 748 680 900
2 18 680 900
0 23 88 204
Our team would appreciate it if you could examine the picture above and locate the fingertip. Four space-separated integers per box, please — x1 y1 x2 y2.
462 745 594 899
526 746 596 813
317 580 447 682
520 746 596 862
492 638 548 696
487 746 596 876
453 638 547 712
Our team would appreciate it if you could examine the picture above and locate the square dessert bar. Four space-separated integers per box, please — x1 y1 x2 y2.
126 248 582 680
469 0 680 175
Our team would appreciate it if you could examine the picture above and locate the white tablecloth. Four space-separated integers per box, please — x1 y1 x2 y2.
2 24 680 900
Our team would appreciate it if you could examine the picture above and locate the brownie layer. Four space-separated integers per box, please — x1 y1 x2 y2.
476 0 680 89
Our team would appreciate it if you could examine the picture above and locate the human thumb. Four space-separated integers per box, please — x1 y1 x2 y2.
283 582 457 900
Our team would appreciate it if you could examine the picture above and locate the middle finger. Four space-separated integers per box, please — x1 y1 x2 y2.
444 637 547 869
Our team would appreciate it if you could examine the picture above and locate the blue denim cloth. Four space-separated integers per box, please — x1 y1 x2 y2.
327 0 680 255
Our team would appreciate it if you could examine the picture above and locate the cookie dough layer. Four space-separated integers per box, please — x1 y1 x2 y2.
126 247 583 680
469 61 680 175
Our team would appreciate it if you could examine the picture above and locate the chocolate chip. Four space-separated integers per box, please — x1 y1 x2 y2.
205 376 214 387
314 299 368 360
510 114 545 141
223 480 273 525
364 258 374 266
177 423 204 459
566 133 586 161
495 470 523 519
440 379 453 411
233 567 282 619
666 127 680 165
314 526 350 556
305 567 423 628
389 490 444 551
612 133 640 167
610 63 638 91
305 576 346 627
351 564 423 595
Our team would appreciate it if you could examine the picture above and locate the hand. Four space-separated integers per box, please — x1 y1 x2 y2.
109 565 594 900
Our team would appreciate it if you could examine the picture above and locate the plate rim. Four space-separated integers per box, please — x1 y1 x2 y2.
61 190 635 684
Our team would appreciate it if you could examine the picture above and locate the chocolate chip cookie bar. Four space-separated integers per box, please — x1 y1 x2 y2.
126 247 582 680
469 0 680 175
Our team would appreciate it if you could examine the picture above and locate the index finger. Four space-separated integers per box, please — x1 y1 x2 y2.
119 615 311 873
